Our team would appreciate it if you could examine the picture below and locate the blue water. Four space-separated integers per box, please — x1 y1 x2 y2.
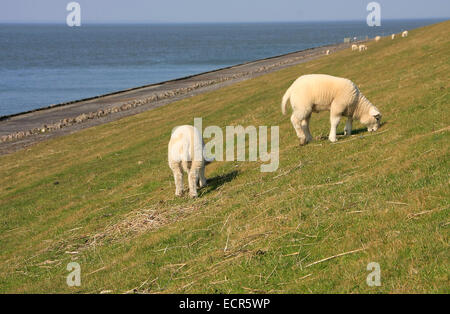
0 19 443 116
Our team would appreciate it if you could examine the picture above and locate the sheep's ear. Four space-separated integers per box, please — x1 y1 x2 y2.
369 107 380 117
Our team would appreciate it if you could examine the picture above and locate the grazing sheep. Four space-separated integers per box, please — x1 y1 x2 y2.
351 44 358 51
325 49 330 55
168 125 212 198
391 34 396 40
359 44 367 52
281 74 382 144
375 36 381 42
402 30 408 37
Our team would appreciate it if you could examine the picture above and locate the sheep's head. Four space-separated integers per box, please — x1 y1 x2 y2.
361 106 382 132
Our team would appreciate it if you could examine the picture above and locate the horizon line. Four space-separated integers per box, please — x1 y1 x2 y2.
0 17 448 25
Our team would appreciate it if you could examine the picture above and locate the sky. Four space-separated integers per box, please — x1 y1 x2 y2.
1 0 449 23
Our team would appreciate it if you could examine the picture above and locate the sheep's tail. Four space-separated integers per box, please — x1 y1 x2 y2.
281 85 292 115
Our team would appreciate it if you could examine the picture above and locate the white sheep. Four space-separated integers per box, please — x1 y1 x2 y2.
351 44 358 51
168 125 212 198
402 30 408 37
281 74 382 144
391 34 395 40
359 44 367 52
325 49 330 55
374 36 381 42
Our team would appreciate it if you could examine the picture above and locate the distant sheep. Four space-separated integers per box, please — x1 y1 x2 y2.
168 125 212 198
359 44 368 52
375 36 381 42
351 44 358 51
325 49 330 55
402 30 408 37
391 34 395 40
281 74 382 144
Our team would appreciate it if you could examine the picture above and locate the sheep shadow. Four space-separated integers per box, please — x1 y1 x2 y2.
337 121 388 136
315 121 388 141
201 170 239 195
337 127 366 136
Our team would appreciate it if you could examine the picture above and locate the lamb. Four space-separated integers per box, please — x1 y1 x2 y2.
391 34 395 40
168 125 212 198
281 74 382 145
402 30 408 37
351 44 358 51
374 36 381 42
359 44 367 52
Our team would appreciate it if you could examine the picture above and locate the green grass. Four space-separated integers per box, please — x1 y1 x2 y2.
0 21 449 294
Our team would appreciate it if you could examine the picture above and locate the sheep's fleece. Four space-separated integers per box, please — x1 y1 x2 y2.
281 74 381 144
168 125 209 198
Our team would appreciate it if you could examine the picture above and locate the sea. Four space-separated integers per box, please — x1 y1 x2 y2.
0 19 443 116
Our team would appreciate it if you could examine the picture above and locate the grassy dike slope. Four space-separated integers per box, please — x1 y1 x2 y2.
0 21 448 293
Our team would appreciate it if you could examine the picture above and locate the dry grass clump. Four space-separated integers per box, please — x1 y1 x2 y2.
85 203 201 249
31 203 202 262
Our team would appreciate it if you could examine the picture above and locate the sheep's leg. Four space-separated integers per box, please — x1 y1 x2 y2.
198 165 207 188
188 164 200 198
301 115 313 143
169 161 183 197
329 113 341 142
344 117 352 136
291 112 308 145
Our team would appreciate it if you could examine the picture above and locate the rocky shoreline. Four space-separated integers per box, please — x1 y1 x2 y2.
1 79 225 142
